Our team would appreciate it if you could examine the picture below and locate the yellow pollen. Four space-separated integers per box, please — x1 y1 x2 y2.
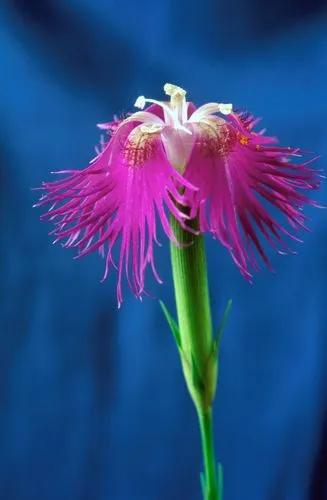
239 134 249 146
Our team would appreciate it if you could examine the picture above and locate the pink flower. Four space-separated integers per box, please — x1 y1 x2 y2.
36 84 321 304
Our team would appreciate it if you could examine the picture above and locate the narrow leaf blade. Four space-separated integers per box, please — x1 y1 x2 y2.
200 471 206 498
215 299 232 353
191 353 205 392
159 300 181 349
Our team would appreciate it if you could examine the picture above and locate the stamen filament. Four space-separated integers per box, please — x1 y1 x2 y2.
135 96 177 124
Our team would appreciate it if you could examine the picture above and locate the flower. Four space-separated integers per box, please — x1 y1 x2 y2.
36 83 321 304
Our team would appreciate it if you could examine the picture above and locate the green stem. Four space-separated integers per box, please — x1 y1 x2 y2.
198 410 218 500
169 215 220 499
170 217 212 373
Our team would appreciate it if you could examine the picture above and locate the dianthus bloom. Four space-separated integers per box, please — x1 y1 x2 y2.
36 84 321 304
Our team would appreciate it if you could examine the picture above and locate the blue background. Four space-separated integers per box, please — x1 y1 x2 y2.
0 1 326 499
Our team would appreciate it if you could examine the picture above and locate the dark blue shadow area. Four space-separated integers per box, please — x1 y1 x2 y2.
0 1 326 499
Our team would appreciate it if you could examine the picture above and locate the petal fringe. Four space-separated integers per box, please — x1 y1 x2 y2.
36 121 195 305
184 112 321 279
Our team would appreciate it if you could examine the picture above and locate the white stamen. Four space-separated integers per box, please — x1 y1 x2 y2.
134 95 176 124
188 102 233 123
219 103 233 115
134 96 146 109
163 83 189 125
134 91 191 134
163 83 186 99
124 111 164 126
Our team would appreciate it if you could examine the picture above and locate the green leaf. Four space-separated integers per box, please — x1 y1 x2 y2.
159 300 181 349
191 353 205 392
213 299 232 355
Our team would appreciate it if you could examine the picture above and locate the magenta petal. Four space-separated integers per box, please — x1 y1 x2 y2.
184 112 321 278
37 123 195 305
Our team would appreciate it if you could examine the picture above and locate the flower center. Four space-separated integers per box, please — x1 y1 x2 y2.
125 84 234 172
163 83 188 125
134 83 191 134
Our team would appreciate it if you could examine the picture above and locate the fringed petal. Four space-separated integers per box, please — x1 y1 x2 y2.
36 122 196 305
184 112 321 279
